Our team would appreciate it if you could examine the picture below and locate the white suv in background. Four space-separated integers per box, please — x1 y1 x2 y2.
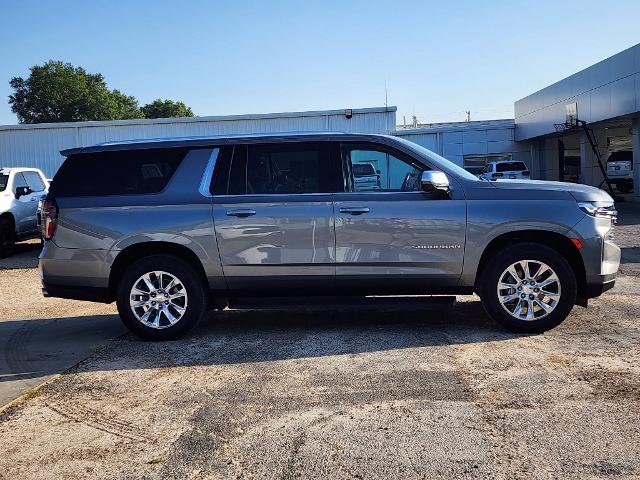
479 160 531 181
0 167 49 257
606 151 634 194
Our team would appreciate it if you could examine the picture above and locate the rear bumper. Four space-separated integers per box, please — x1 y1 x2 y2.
39 242 113 301
41 282 113 303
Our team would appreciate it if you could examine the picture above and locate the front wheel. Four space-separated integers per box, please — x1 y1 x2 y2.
479 243 577 333
116 255 207 340
0 219 15 259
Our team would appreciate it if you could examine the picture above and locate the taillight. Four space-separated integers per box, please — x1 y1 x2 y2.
492 172 503 178
42 198 58 240
522 171 530 176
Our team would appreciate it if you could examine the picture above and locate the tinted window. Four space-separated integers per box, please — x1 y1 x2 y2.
23 171 46 192
228 145 248 195
343 145 424 192
210 146 233 195
496 162 528 172
50 148 188 197
0 174 8 192
215 143 333 195
608 151 632 162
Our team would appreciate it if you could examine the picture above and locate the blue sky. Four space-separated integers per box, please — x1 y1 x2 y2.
1 0 639 125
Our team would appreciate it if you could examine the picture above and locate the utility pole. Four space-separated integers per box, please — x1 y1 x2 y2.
384 81 388 108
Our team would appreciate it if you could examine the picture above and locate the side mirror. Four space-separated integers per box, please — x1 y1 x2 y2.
421 171 450 194
15 186 31 199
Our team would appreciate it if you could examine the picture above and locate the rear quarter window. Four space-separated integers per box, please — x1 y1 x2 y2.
50 148 188 197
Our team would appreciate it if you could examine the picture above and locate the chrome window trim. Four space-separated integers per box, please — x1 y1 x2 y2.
210 191 429 199
198 148 220 198
211 192 333 198
335 190 426 196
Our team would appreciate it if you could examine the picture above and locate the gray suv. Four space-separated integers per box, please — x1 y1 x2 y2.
39 133 620 339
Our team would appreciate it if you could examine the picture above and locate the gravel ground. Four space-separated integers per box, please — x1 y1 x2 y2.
0 214 639 479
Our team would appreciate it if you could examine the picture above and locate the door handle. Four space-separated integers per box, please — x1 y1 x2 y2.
339 207 370 215
226 209 256 217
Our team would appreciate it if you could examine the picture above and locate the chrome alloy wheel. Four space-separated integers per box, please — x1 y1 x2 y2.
129 271 188 329
496 260 561 321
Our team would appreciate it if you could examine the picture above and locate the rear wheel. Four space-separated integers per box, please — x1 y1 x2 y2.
479 243 577 333
116 255 207 340
0 219 15 259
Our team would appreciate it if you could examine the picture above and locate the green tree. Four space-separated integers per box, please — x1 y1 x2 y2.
141 99 194 119
8 60 143 123
109 90 144 120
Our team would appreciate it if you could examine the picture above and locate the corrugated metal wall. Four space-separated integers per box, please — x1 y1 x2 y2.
0 107 396 176
394 119 531 168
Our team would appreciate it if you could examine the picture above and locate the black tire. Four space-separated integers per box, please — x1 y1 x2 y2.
116 255 207 340
479 243 577 333
617 181 633 194
0 219 16 259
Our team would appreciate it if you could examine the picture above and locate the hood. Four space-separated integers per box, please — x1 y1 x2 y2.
489 179 614 203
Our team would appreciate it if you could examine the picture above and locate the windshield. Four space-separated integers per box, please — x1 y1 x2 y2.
608 151 631 162
0 174 8 192
353 163 375 176
392 137 480 181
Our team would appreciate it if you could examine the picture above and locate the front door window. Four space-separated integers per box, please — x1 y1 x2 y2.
343 146 424 193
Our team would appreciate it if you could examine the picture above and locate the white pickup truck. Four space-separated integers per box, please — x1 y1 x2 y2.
0 167 49 257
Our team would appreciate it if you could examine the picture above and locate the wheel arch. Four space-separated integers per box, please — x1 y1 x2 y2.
0 211 16 229
474 230 587 301
108 241 209 297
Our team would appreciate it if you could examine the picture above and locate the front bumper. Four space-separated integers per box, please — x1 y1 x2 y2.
569 214 620 301
584 273 616 298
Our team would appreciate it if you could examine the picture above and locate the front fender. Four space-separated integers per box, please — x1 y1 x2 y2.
460 199 584 285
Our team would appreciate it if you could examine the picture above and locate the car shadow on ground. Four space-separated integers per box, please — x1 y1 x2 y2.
0 314 124 384
39 298 527 376
2 298 522 381
0 241 41 270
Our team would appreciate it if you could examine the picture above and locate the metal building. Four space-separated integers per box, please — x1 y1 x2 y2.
393 119 529 174
1 42 639 201
0 106 396 177
515 43 640 201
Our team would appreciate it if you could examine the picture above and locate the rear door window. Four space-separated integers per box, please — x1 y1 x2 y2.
212 142 338 195
0 174 8 192
50 148 189 197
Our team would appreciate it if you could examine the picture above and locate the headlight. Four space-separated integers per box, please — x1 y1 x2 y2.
577 202 617 220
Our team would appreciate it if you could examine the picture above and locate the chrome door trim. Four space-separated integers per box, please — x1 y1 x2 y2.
198 148 220 198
